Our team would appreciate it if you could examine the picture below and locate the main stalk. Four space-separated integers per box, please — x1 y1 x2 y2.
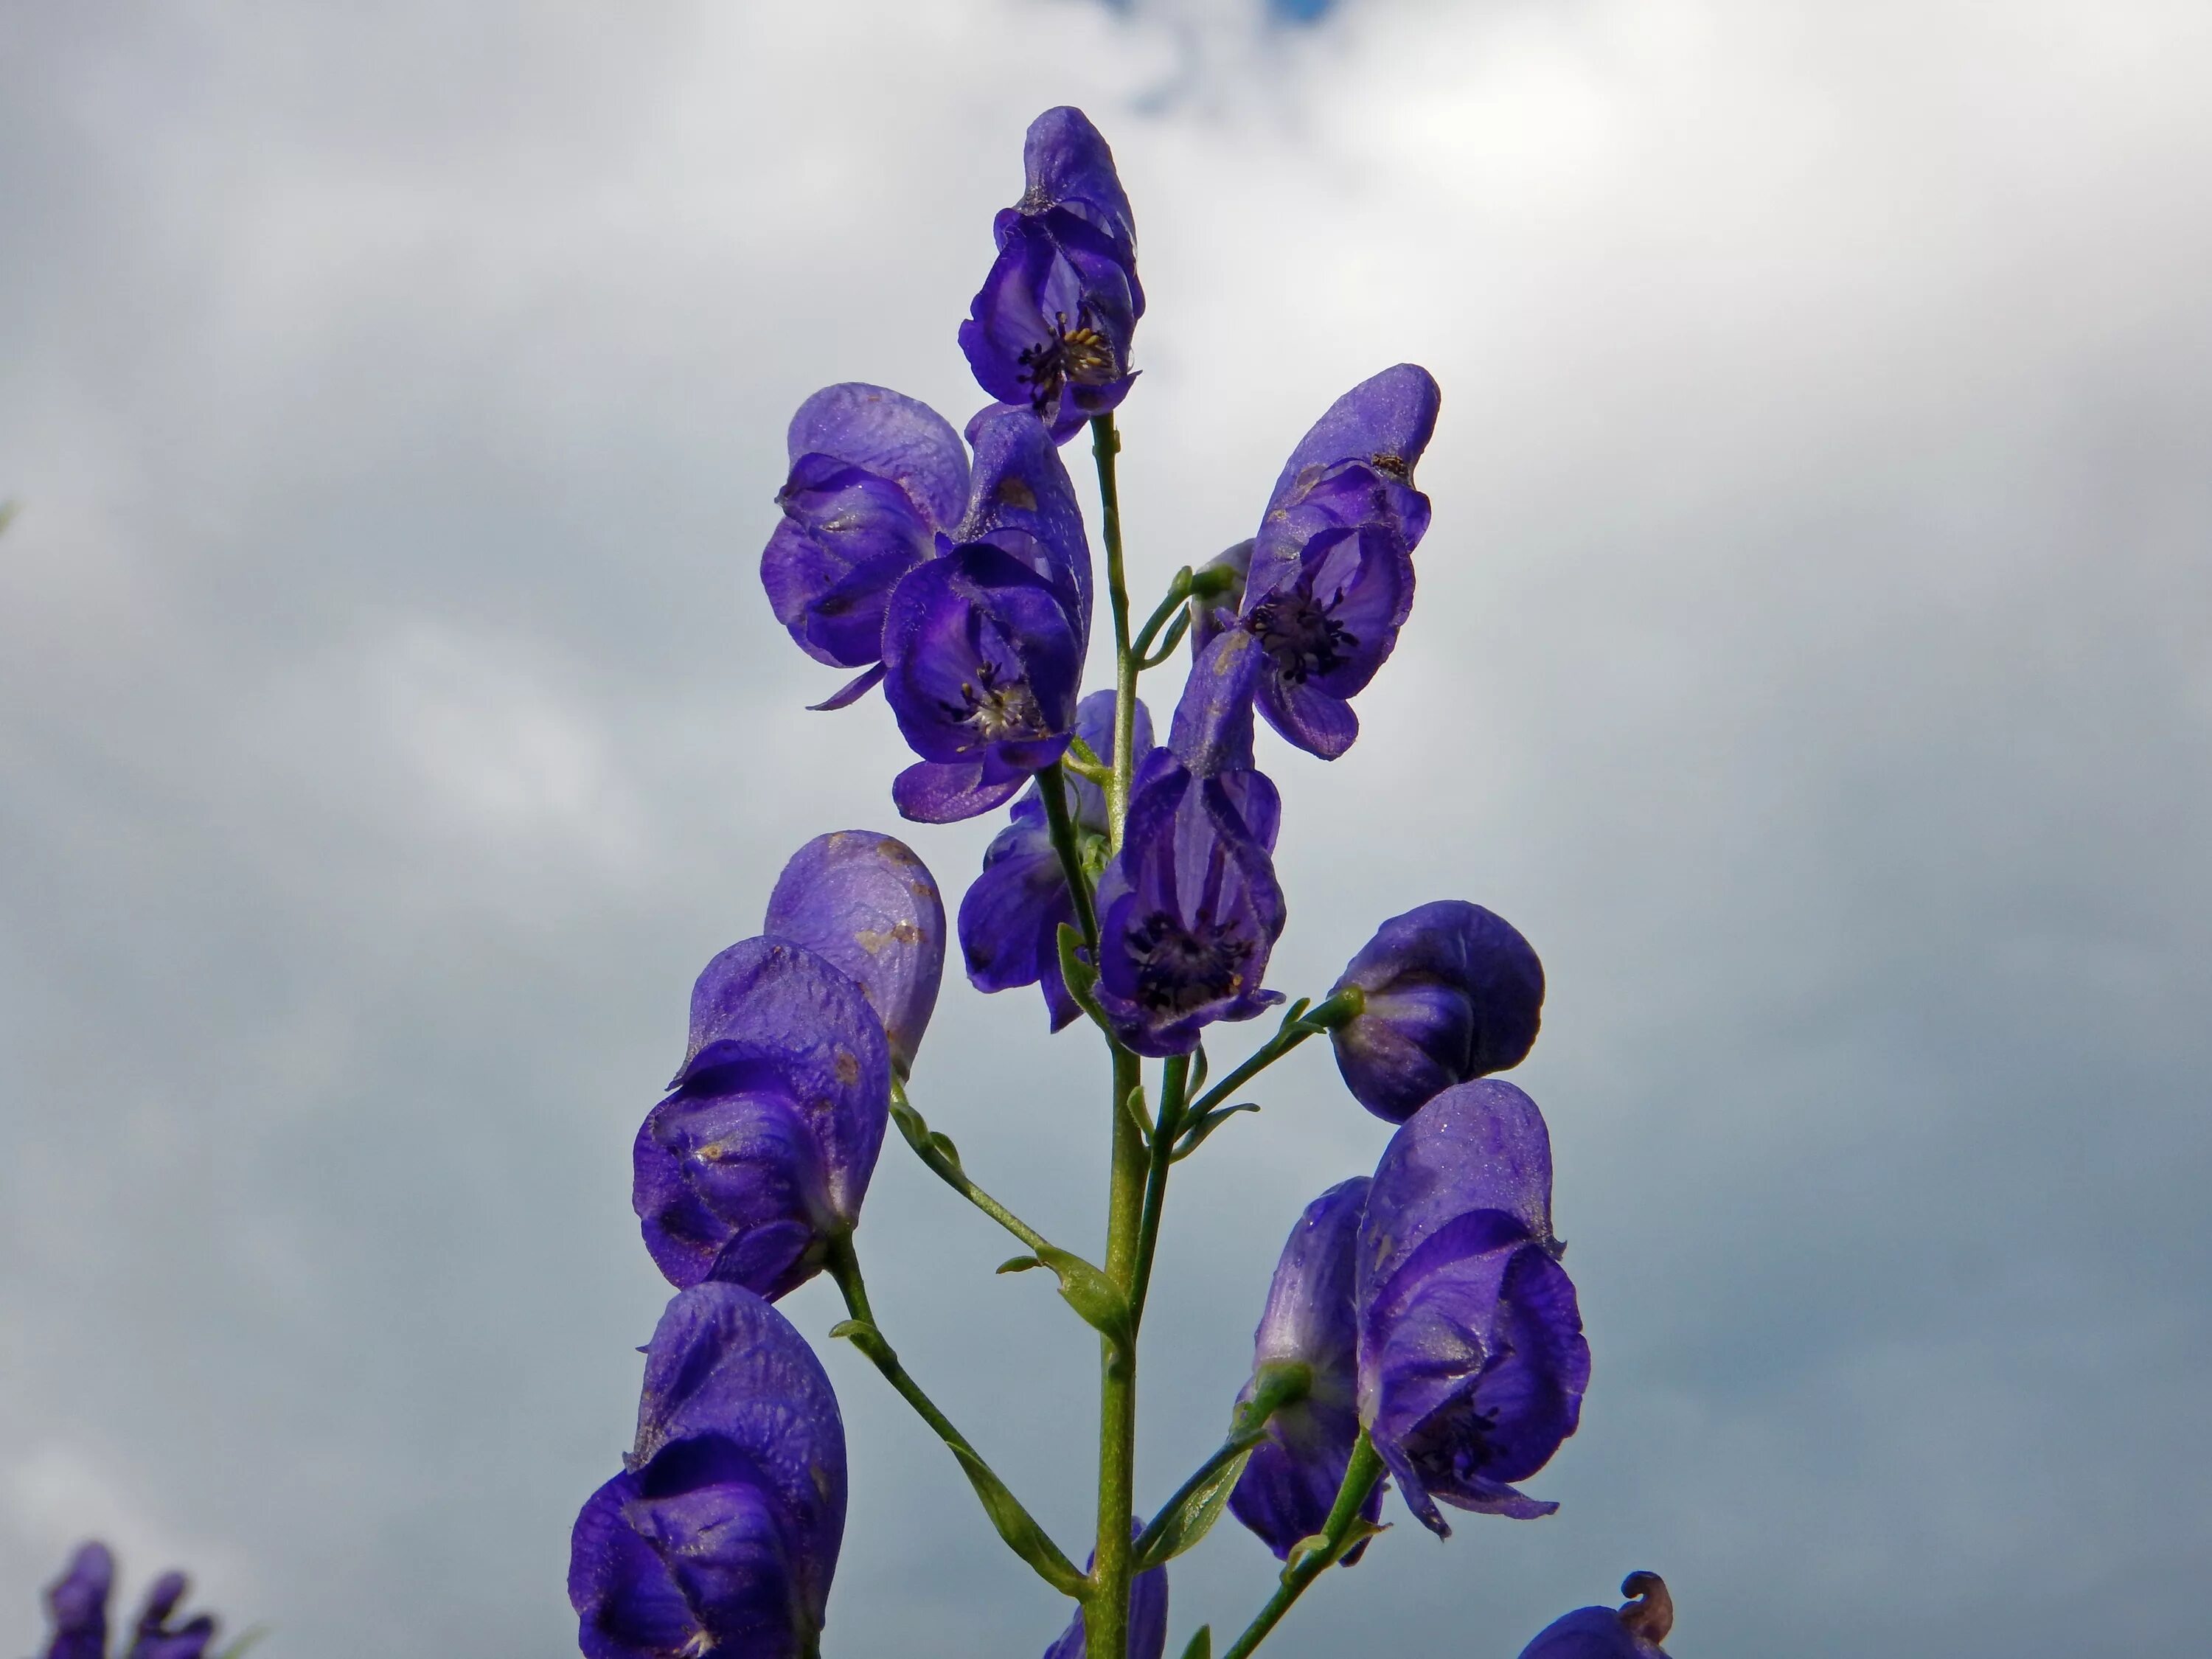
1090 411 1144 1659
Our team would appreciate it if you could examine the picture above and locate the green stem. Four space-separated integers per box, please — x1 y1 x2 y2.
1129 567 1193 662
1092 413 1135 852
1130 1354 1308 1568
1091 1043 1147 1659
890 1080 1055 1256
1088 407 1144 1659
1217 1432 1387 1659
1182 987 1361 1123
1037 760 1101 954
823 1234 1084 1595
1129 1054 1189 1323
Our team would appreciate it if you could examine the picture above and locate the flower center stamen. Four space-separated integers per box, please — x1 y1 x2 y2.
948 661 1044 742
1245 584 1357 684
1125 910 1251 1015
1016 313 1119 411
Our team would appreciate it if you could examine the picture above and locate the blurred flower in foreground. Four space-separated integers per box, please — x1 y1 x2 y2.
1517 1573 1675 1658
35 1541 229 1659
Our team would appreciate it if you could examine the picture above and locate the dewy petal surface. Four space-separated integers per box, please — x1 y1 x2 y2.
1331 900 1546 1122
785 382 970 530
1228 1178 1386 1562
763 831 946 1076
1355 1082 1588 1535
567 1284 847 1659
677 939 890 1223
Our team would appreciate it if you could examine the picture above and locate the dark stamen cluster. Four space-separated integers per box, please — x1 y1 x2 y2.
1403 1397 1502 1488
1126 908 1252 1014
1246 585 1357 684
946 661 1043 742
1017 313 1118 412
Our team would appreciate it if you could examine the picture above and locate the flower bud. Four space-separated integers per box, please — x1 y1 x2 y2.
1329 900 1544 1123
1517 1573 1674 1658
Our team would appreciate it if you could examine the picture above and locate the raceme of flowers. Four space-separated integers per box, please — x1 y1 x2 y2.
15 101 1674 1659
563 100 1638 1659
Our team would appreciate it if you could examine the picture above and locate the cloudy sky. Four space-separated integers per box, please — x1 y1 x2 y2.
4 1 2208 1655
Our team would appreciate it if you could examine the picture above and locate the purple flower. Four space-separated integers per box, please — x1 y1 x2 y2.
41 1543 111 1659
961 107 1144 442
1329 900 1545 1123
761 391 1089 711
760 383 969 699
959 691 1152 1028
882 543 1085 824
1040 1523 1168 1659
1518 1575 1674 1658
1357 1080 1590 1534
570 1283 846 1659
1228 1179 1387 1562
633 938 890 1298
763 831 945 1077
35 1543 223 1659
1194 365 1440 760
1091 643 1284 1055
1091 749 1285 1057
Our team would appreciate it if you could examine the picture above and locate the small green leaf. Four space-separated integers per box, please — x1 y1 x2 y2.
1122 1081 1155 1139
995 1254 1043 1274
947 1442 1085 1595
1136 1447 1253 1570
926 1130 962 1169
827 1318 895 1368
1034 1243 1131 1346
1172 1102 1259 1161
1057 922 1098 995
890 1096 930 1147
1281 1517 1388 1582
1177 1626 1213 1659
1232 1360 1312 1436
